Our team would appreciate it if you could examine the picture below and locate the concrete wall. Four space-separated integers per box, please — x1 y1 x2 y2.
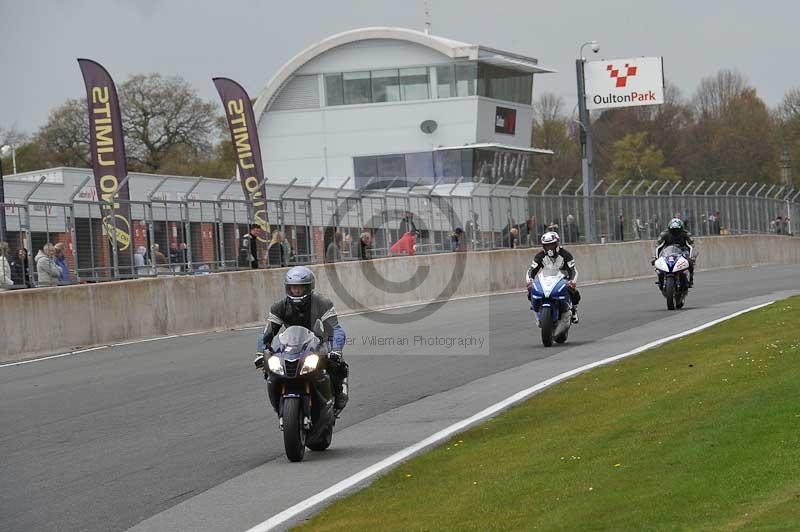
2 235 799 362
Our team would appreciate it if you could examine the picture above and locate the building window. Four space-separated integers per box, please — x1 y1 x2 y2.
400 67 429 101
434 65 455 99
354 156 378 189
478 63 533 105
377 154 407 188
343 71 371 105
455 62 477 97
324 74 344 106
404 152 434 184
371 69 401 103
434 150 464 183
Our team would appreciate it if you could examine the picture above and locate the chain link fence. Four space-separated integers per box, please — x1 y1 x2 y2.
0 174 797 286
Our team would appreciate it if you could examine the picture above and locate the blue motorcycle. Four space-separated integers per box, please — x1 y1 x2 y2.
529 270 573 347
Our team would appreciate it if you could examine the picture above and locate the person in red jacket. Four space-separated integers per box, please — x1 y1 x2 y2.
390 231 416 256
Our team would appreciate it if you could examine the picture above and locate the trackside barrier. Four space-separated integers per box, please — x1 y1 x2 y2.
2 235 799 363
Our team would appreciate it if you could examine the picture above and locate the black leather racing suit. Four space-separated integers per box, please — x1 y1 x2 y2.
526 249 581 309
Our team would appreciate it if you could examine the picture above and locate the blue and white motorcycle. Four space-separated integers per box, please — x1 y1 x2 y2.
653 245 692 310
529 270 573 347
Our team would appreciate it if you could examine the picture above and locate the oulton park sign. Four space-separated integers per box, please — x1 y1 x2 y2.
584 56 664 110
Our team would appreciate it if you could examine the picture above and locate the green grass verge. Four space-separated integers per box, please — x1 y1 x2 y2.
294 297 800 532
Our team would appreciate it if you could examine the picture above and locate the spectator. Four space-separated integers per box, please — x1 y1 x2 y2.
134 246 148 275
35 243 62 287
450 227 465 252
151 244 168 272
713 211 722 235
358 232 373 260
267 230 286 267
615 214 625 241
240 224 261 269
168 242 183 272
10 248 31 287
510 227 519 248
281 233 293 265
774 215 784 235
53 242 70 284
563 214 579 244
399 212 416 236
326 231 343 263
0 241 13 291
390 231 416 256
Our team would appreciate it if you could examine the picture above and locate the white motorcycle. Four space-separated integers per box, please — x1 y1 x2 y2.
653 245 692 310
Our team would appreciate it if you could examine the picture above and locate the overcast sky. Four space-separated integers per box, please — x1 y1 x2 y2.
1 0 797 134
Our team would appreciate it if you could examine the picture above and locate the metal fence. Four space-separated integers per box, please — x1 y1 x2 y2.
1 175 797 286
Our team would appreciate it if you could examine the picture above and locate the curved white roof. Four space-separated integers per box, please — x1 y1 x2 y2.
253 26 554 119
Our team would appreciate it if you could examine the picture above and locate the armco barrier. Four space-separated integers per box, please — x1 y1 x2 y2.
1 235 798 363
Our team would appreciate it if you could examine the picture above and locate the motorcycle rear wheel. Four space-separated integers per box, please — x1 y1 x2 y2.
282 397 306 462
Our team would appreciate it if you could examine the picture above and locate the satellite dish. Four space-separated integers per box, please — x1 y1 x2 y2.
420 120 438 134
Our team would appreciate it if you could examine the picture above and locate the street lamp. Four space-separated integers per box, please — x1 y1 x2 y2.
576 40 599 243
1 144 17 174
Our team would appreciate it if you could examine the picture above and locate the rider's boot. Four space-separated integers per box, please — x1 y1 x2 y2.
571 306 580 324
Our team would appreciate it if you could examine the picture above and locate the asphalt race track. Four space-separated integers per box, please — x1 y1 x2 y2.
1 264 798 532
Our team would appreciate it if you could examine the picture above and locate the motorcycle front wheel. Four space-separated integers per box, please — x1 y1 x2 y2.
664 276 676 310
541 306 554 347
282 397 306 462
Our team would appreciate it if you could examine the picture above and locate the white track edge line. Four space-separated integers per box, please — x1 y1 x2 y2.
245 299 776 532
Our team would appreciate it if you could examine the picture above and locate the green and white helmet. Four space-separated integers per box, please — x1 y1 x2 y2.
668 218 684 233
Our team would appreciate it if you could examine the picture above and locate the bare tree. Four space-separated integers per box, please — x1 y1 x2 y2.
693 69 749 120
0 125 29 147
533 93 565 125
120 73 220 172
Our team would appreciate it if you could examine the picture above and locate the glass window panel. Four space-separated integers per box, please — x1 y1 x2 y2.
354 156 378 189
377 154 407 189
371 69 400 103
455 63 477 97
324 74 344 106
400 67 429 101
435 65 454 98
478 64 533 105
405 152 434 183
343 71 372 105
460 149 474 179
434 150 463 183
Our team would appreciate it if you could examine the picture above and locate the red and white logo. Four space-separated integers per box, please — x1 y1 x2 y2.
607 63 638 88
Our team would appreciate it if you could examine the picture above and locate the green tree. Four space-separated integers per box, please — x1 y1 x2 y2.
530 93 580 182
33 98 92 168
611 132 680 181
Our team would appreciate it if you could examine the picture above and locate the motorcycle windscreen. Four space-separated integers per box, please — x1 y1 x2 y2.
277 326 318 357
660 245 685 257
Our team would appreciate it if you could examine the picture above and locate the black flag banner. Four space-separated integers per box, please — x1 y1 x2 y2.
213 77 270 239
77 58 133 271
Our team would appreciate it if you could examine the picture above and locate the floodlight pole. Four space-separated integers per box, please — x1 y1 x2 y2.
576 56 596 243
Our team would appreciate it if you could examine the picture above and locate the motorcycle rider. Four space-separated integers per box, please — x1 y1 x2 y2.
254 266 349 415
526 231 581 324
653 218 695 286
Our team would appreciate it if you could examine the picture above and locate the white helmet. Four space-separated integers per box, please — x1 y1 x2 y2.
541 231 561 258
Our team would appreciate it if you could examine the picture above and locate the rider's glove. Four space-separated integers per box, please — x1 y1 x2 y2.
328 351 343 363
650 258 656 266
567 280 576 289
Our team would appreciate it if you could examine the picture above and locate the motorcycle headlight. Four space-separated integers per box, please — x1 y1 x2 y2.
300 354 320 375
267 356 284 375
